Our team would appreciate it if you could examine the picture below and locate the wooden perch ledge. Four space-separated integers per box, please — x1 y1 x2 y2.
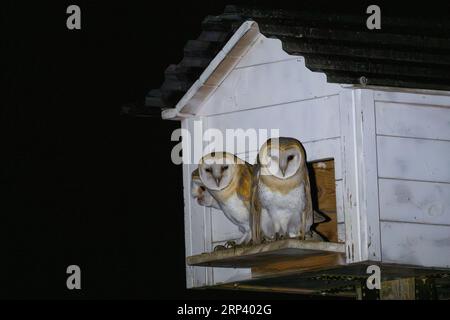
186 239 345 268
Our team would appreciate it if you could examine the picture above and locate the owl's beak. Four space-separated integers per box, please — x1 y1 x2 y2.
279 157 288 177
215 177 222 187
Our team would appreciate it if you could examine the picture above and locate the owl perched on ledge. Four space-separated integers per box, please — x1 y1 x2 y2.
198 152 253 245
252 137 316 243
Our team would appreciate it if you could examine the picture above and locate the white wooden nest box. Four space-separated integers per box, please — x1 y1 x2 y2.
161 21 450 293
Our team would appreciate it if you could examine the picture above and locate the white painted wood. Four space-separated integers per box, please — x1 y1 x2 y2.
181 119 194 288
200 117 215 285
337 223 346 243
379 178 450 225
182 163 194 288
339 89 382 262
375 90 450 270
199 58 340 116
303 139 343 180
375 101 450 141
236 36 295 68
204 95 340 143
374 90 450 108
381 221 450 268
339 89 362 263
190 203 209 287
336 180 344 223
201 119 214 286
190 176 210 285
377 136 450 183
183 118 209 287
357 90 382 261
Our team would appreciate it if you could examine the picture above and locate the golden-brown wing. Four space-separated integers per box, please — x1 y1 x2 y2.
249 163 262 244
236 162 253 205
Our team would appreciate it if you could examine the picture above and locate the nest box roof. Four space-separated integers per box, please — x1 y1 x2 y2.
133 5 450 117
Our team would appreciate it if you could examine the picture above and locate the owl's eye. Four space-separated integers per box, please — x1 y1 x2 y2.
222 165 229 171
287 155 294 161
200 186 206 191
205 168 212 173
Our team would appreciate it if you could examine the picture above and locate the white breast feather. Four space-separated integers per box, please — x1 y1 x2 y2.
258 181 305 236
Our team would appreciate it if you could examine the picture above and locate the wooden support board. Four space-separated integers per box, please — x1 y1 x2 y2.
186 239 345 268
212 262 450 299
380 278 415 300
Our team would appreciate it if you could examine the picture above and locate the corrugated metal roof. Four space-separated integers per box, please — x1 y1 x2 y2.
137 5 450 115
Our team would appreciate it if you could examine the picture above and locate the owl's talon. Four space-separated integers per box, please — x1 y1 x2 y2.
224 240 237 248
214 245 227 251
262 237 275 243
274 233 285 241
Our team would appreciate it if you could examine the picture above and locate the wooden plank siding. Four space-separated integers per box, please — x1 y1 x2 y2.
375 101 450 141
199 53 340 116
374 93 450 268
380 222 450 268
202 95 341 151
377 136 450 183
379 179 450 226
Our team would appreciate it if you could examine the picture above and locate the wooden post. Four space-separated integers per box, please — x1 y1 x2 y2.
358 277 439 300
380 278 415 300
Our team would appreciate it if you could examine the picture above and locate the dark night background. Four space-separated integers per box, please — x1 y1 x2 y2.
2 1 449 299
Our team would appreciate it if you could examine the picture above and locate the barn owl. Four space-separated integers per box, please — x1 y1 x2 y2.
251 137 316 243
191 169 220 209
198 152 253 245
